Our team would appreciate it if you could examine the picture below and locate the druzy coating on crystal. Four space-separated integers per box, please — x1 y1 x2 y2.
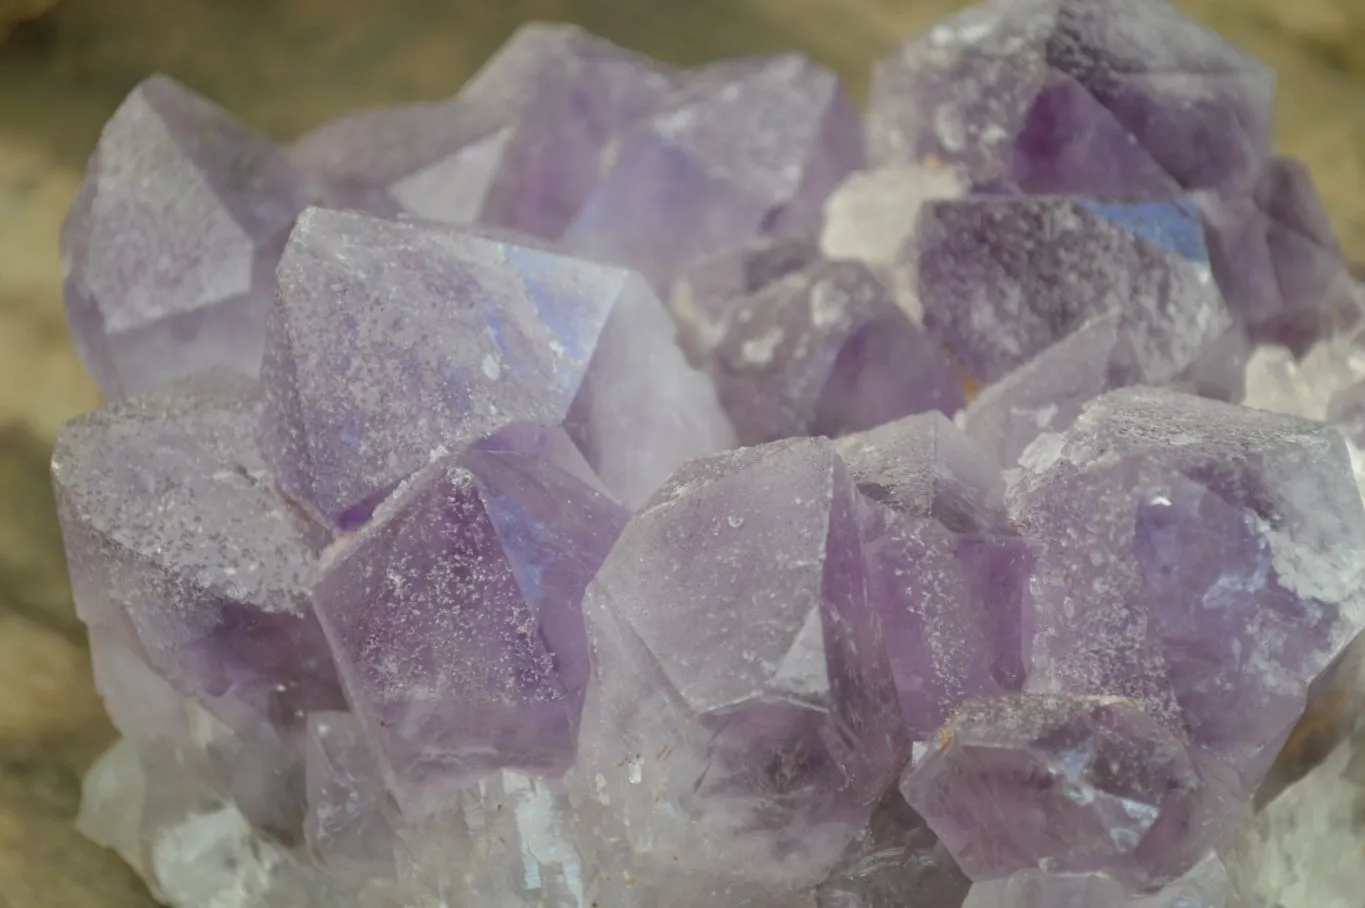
290 23 678 239
570 440 906 906
61 76 316 398
867 0 1274 199
916 194 1229 385
260 207 733 527
312 434 628 814
901 693 1222 888
708 259 964 445
1012 388 1365 791
562 54 865 292
52 370 341 726
53 6 1365 908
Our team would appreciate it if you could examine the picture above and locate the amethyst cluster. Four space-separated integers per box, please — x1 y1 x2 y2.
53 1 1365 907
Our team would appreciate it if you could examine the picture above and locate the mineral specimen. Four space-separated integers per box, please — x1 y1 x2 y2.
61 76 316 398
915 194 1229 385
705 259 964 444
54 2 1365 907
290 23 678 238
562 53 864 292
259 207 733 526
866 0 1274 198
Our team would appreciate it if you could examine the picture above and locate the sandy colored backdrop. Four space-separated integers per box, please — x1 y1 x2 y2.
0 1 1362 904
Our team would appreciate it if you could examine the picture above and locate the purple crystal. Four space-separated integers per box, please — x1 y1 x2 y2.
61 76 315 398
708 260 964 445
52 370 342 728
290 23 677 238
867 0 1274 198
562 54 865 292
1198 157 1359 353
961 312 1121 466
836 411 1006 531
303 712 395 885
571 439 907 906
860 507 1029 738
312 434 627 814
260 208 733 527
900 693 1225 888
670 234 820 359
1012 388 1365 790
917 194 1229 385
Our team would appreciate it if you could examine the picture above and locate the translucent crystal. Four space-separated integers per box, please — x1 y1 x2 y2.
61 76 315 397
707 259 964 444
562 54 864 292
289 23 678 239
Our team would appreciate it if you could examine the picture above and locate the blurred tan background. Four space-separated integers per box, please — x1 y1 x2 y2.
0 1 1363 905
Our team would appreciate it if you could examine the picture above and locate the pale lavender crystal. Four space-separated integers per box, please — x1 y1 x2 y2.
836 414 1028 734
670 234 819 358
52 370 342 731
260 208 733 527
961 313 1121 467
312 435 628 815
303 712 395 886
860 506 1029 737
571 439 907 907
867 0 1274 199
562 54 865 292
1199 157 1359 353
290 23 678 238
1011 388 1365 791
901 693 1225 888
708 260 964 445
836 411 1006 530
61 76 315 397
815 791 971 908
916 194 1229 385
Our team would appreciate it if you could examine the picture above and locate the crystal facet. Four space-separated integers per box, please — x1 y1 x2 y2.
571 440 906 906
707 259 964 444
312 435 628 814
916 194 1229 385
562 54 864 292
290 24 677 239
901 693 1225 888
867 0 1274 199
260 208 733 527
61 76 315 397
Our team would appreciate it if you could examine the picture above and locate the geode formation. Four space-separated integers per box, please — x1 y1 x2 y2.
54 3 1365 908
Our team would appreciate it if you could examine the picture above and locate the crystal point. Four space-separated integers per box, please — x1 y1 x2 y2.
312 439 628 814
61 76 315 397
571 439 907 906
708 260 964 444
562 54 864 292
291 23 678 239
902 693 1223 889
